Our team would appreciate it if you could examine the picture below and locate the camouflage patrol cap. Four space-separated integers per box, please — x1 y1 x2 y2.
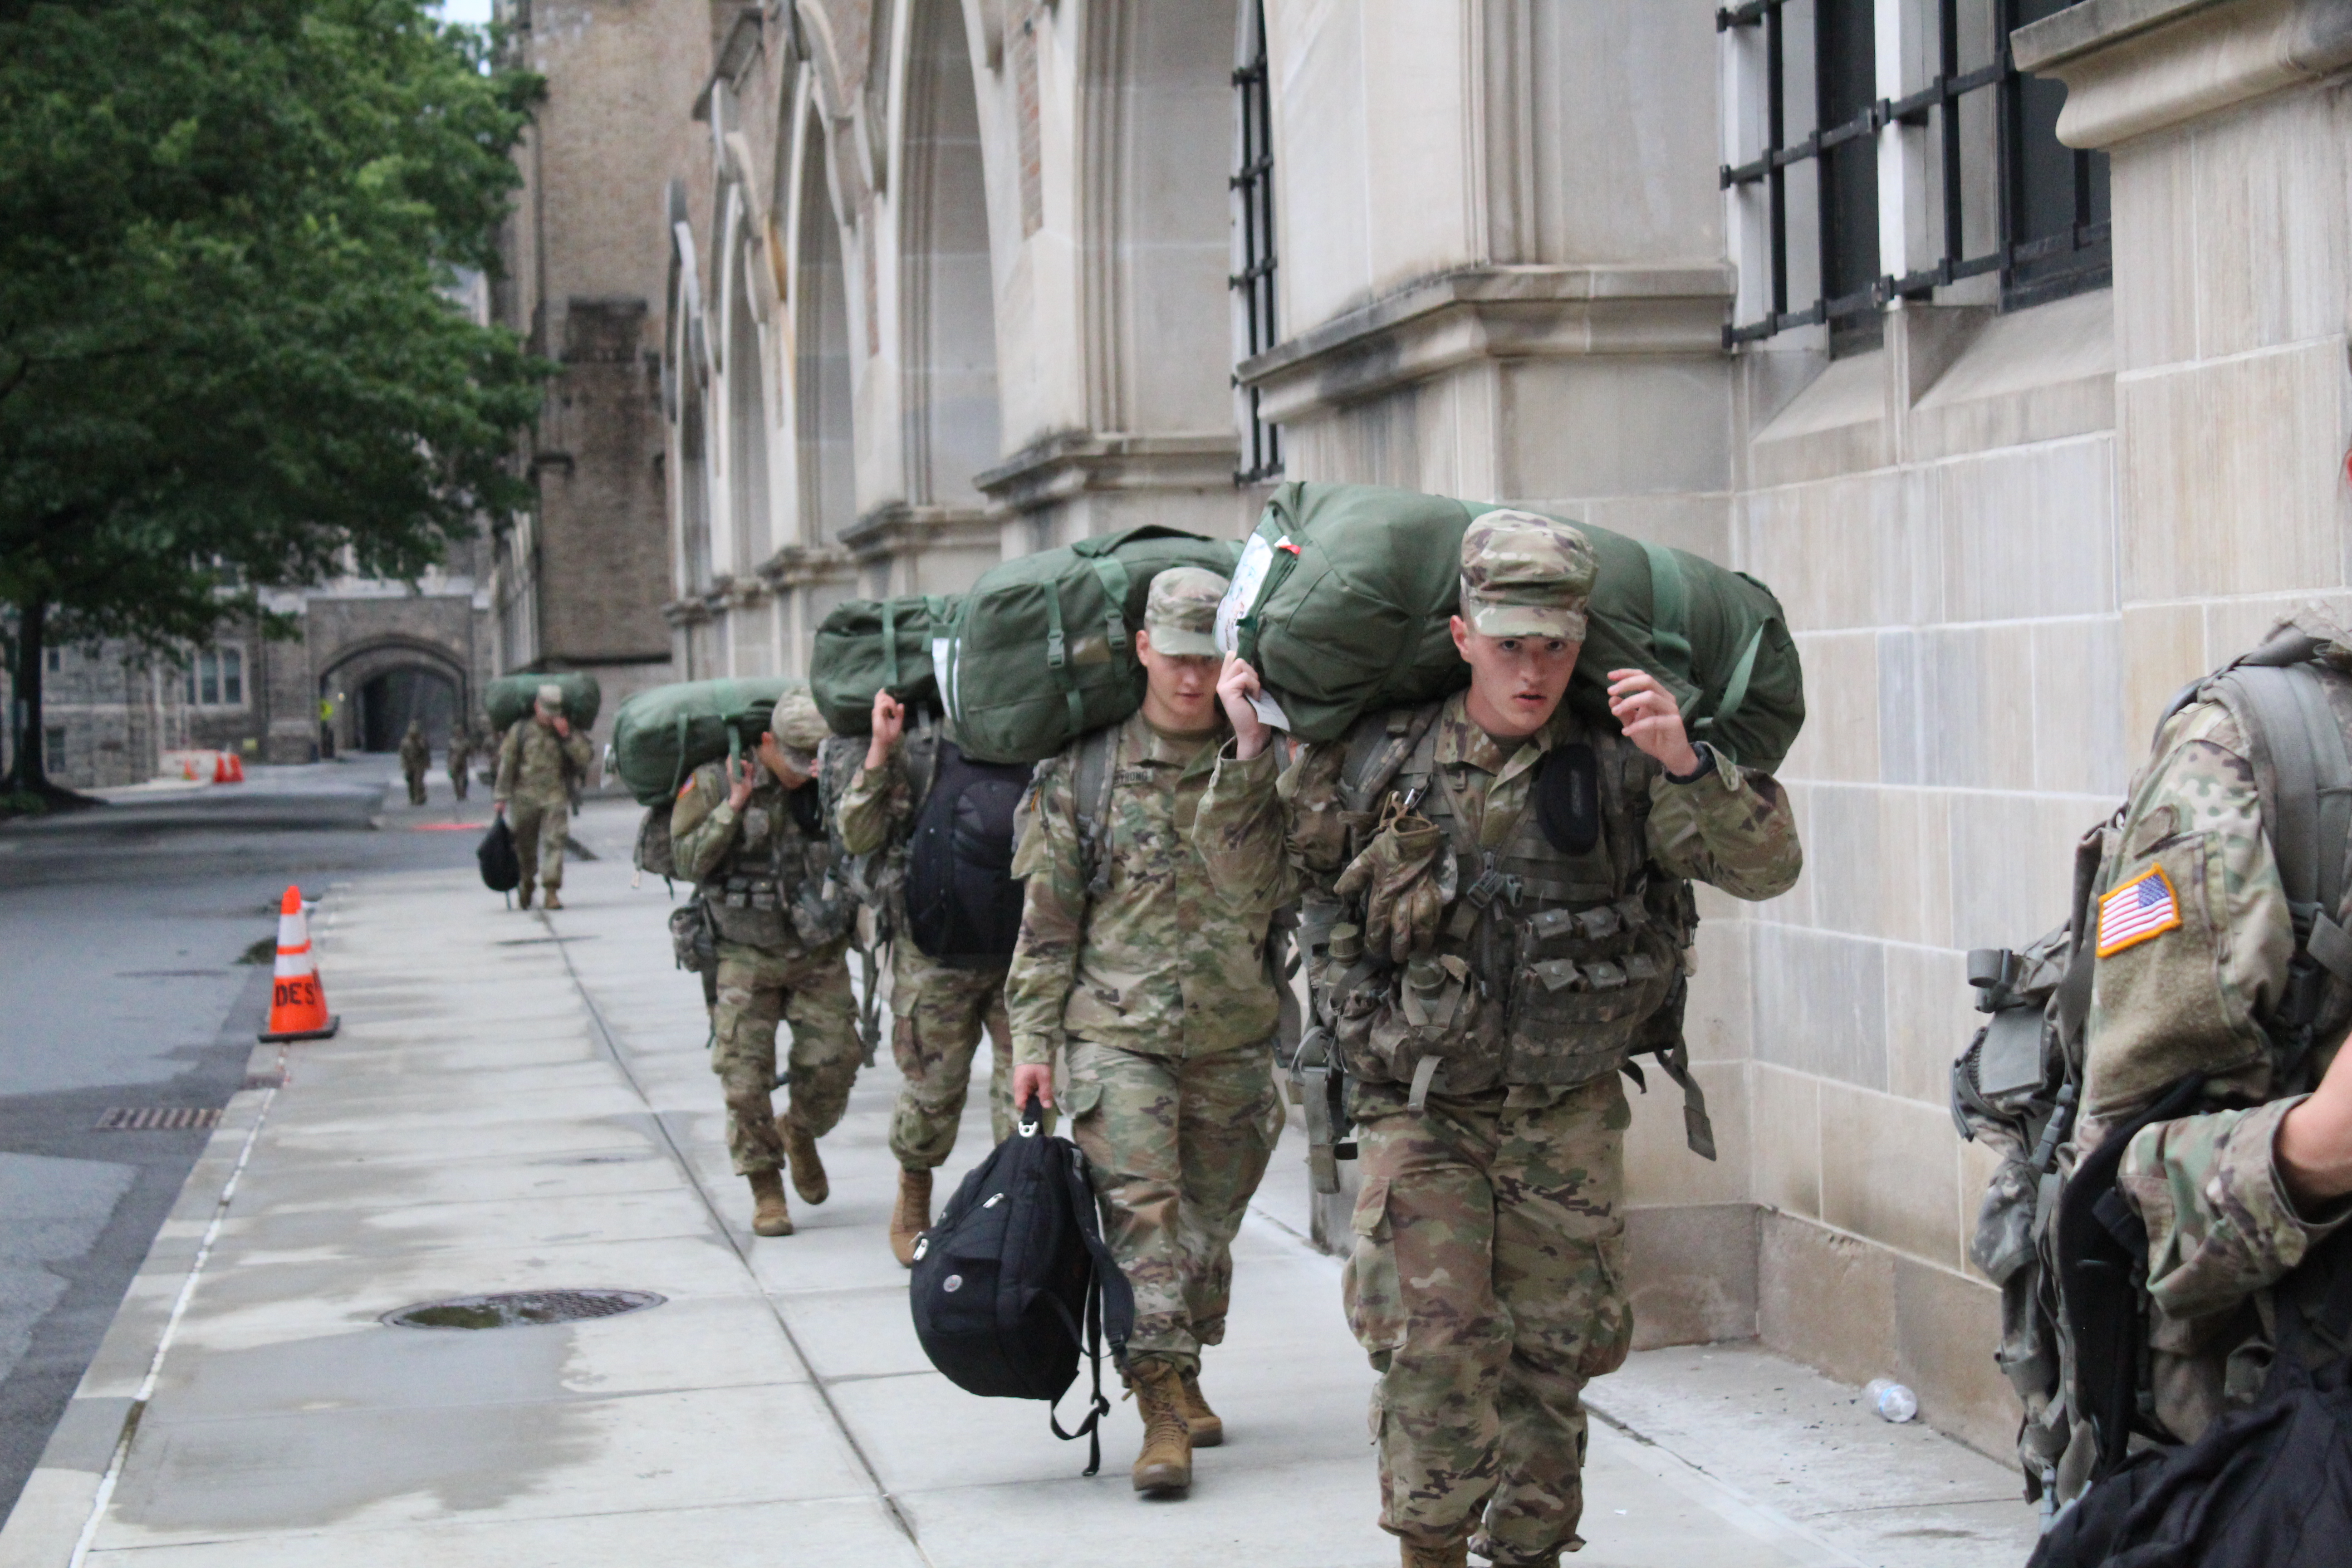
765 687 832 758
1143 567 1229 658
1459 509 1595 641
535 682 565 710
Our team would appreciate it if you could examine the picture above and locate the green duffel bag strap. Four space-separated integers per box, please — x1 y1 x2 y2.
1640 539 1767 746
1070 534 1136 656
881 599 901 690
1043 587 1085 736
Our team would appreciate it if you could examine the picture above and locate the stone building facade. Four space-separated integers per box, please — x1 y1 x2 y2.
563 0 2352 1459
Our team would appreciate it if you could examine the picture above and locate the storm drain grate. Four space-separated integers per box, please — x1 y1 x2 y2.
381 1289 666 1330
94 1107 222 1131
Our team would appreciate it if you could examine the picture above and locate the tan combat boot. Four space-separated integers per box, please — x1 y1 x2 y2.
779 1113 829 1205
747 1170 793 1237
1174 1365 1223 1447
541 889 563 910
1126 1358 1192 1495
1398 1539 1468 1568
889 1167 933 1267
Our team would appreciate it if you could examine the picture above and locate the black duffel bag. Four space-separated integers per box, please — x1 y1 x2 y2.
910 1098 1133 1475
477 816 522 893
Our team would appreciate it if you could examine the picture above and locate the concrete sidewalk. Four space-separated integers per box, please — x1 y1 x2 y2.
0 799 2038 1567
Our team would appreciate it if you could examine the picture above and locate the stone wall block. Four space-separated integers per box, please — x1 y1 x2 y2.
1625 1059 1747 1210
1906 292 2119 462
1887 941 1973 1107
2119 339 2351 602
2120 601 2210 744
1921 623 2037 793
1800 781 1886 941
2111 131 2197 374
1683 914 1755 1065
1752 925 1888 1091
1746 351 1892 488
1759 1210 1896 1387
1749 1063 1821 1220
2187 81 2350 362
1820 1083 1964 1270
1778 630 1880 784
1737 470 1926 632
1624 1203 1761 1350
1568 492 1734 564
1946 792 2089 951
1879 789 1955 952
1893 1259 2017 1461
1499 358 1733 500
1937 437 2119 623
2031 617 2129 798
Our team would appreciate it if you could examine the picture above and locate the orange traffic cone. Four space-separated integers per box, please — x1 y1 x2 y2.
216 751 245 784
260 886 340 1042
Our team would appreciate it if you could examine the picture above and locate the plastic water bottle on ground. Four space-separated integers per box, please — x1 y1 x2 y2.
1865 1377 1918 1423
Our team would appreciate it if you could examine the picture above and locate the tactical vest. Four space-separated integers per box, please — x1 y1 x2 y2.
1313 702 1693 1105
697 775 850 952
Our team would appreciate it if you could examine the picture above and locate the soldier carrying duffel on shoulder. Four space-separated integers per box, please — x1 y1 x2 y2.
1196 512 1800 1568
671 689 862 1240
495 683 592 910
1004 566 1289 1499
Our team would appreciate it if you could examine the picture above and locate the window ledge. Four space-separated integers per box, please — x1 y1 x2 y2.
2015 0 2352 149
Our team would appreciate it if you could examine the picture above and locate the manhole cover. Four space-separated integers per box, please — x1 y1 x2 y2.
381 1289 665 1330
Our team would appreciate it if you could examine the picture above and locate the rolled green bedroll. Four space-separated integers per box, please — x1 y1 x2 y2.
484 671 602 733
609 677 800 807
1219 482 1806 772
810 596 957 735
942 526 1245 764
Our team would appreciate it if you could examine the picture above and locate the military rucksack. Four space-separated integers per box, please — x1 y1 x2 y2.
902 740 1033 966
810 595 956 735
1954 621 2352 1511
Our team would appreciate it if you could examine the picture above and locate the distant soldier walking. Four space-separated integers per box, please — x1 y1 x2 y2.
836 690 1019 1266
1006 567 1287 1498
446 719 476 801
671 690 862 1239
1199 514 1801 1568
397 719 431 805
495 683 592 910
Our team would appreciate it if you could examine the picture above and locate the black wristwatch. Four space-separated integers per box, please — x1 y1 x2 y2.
1666 742 1715 785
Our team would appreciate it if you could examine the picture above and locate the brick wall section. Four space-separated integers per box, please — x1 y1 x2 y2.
534 299 671 666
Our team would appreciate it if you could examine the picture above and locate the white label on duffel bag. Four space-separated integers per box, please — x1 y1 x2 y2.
933 636 956 719
1215 533 1277 657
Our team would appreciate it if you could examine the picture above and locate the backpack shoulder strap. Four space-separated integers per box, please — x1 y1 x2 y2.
1072 724 1122 899
1339 701 1444 814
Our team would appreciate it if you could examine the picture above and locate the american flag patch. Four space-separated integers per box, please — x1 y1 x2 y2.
2097 867 2182 957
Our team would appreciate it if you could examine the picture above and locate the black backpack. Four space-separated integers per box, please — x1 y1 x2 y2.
903 740 1031 966
909 1100 1134 1475
477 816 522 893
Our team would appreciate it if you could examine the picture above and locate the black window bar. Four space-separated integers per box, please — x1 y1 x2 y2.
1230 0 1281 485
1720 0 2110 348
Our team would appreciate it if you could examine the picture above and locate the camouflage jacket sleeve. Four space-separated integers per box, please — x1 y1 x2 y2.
1004 750 1087 1069
561 730 593 783
668 765 740 883
1644 747 1802 900
493 724 522 803
2121 1096 2352 1322
836 750 906 858
1192 742 1297 916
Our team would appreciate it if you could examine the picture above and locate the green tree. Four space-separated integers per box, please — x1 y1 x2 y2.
0 0 547 800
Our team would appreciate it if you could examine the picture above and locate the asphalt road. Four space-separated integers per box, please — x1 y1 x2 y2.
0 755 507 1522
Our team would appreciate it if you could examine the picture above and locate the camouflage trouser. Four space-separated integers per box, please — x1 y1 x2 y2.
1345 1073 1632 1564
711 937 861 1177
404 767 428 805
1066 1037 1283 1370
508 795 570 892
447 759 470 799
887 946 1013 1171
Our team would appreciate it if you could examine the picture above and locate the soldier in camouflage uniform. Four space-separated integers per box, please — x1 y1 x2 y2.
671 689 861 1238
495 684 593 910
2034 610 2352 1515
1197 514 1802 1568
837 689 1017 1266
398 719 431 805
446 717 476 801
1006 567 1287 1498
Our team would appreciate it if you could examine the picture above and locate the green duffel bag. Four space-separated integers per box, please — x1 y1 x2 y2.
810 596 956 735
609 677 800 807
484 671 603 733
942 526 1245 764
1220 482 1805 772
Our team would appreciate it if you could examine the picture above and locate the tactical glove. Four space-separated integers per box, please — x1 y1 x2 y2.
1334 814 1450 964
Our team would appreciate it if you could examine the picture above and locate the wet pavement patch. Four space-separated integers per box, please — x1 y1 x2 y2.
382 1289 664 1330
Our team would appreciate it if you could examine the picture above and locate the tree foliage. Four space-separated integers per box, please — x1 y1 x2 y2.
0 0 548 791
